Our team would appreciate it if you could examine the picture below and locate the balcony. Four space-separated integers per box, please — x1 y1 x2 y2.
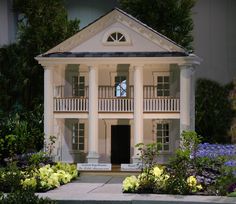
53 86 180 113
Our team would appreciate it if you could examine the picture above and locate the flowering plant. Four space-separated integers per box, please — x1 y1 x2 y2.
20 162 78 191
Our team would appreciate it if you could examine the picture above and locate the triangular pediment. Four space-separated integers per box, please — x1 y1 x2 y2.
45 8 186 54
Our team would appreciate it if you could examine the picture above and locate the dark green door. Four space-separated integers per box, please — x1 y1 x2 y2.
111 125 130 164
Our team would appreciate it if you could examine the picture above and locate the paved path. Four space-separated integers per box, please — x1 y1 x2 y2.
37 175 236 203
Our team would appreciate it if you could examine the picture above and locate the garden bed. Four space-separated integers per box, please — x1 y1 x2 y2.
122 131 236 197
0 152 78 193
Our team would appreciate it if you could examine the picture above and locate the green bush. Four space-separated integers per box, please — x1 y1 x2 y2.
0 107 44 164
0 189 56 204
0 162 23 192
195 79 235 143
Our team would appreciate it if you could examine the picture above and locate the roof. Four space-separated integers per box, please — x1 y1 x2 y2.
42 51 188 58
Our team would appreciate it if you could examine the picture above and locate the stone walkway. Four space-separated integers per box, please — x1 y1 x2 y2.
37 175 236 203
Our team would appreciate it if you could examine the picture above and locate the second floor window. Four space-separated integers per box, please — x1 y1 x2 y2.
72 122 85 151
72 76 85 97
115 76 127 97
157 76 170 96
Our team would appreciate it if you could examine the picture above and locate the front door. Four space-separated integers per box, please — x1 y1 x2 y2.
111 125 130 164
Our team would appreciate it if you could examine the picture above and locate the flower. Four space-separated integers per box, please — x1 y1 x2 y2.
152 166 164 177
122 176 139 192
21 177 37 189
187 176 197 187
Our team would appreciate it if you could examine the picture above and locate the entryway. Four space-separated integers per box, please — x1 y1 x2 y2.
111 125 130 164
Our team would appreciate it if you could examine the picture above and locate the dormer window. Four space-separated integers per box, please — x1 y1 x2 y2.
107 32 126 43
102 28 131 45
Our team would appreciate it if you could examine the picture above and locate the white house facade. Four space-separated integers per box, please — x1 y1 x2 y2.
36 8 201 166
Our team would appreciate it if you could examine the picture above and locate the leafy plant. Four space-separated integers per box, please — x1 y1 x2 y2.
195 79 235 143
136 142 161 172
0 162 23 192
0 189 56 204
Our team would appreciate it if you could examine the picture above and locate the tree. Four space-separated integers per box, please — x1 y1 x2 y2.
195 79 235 143
0 0 80 113
0 0 80 159
118 0 196 50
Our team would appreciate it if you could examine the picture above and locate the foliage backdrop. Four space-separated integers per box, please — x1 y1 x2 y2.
118 0 196 51
0 0 80 159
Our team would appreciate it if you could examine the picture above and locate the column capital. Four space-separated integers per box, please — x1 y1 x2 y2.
179 64 196 75
132 63 144 69
178 63 193 69
42 64 56 70
87 64 98 70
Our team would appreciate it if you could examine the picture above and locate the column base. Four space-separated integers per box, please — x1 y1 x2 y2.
132 155 141 164
87 152 99 163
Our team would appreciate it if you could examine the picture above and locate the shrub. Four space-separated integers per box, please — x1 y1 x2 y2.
0 162 23 192
0 189 56 204
20 162 78 192
195 79 234 143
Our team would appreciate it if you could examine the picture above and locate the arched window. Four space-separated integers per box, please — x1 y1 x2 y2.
102 28 131 45
107 32 126 43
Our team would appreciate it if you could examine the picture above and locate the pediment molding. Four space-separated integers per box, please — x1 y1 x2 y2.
45 8 185 54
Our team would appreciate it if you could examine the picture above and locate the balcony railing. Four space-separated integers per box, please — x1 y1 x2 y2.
144 98 180 112
53 86 180 113
54 98 88 112
99 98 133 112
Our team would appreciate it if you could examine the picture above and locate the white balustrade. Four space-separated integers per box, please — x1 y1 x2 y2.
54 98 88 112
144 98 180 112
98 98 133 112
53 86 180 113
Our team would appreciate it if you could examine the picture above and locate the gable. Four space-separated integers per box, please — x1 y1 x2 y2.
71 22 170 52
45 8 186 54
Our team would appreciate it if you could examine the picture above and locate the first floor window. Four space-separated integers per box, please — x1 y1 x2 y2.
156 122 170 151
72 122 85 151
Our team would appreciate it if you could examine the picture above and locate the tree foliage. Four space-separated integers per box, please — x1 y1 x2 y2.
0 0 80 159
0 0 80 113
118 0 196 50
195 79 235 143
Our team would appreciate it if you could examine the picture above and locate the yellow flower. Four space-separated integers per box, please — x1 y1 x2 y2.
187 176 197 187
122 176 139 192
152 166 164 177
21 177 37 189
196 184 203 190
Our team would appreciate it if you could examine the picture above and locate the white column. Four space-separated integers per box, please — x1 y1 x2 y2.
132 65 144 163
44 66 54 151
87 65 99 163
190 68 196 130
180 64 194 134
